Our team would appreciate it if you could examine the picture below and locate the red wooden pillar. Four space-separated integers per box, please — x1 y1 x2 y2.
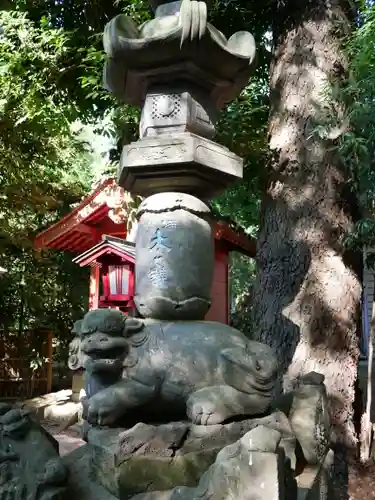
205 243 229 324
89 266 100 310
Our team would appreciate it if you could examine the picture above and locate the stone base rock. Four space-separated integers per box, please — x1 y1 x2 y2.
63 445 117 500
129 425 298 500
86 411 295 499
61 411 334 500
296 449 334 500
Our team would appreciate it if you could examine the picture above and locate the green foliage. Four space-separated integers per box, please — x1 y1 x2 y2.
230 251 256 303
333 5 375 248
229 254 256 336
212 36 269 317
213 75 268 222
341 21 375 206
0 10 93 246
0 10 97 354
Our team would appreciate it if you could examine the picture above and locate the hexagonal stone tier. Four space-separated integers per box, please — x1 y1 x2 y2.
118 132 243 198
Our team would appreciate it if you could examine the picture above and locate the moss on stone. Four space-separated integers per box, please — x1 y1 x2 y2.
113 451 218 498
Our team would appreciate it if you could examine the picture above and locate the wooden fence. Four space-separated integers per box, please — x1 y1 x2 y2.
0 329 53 401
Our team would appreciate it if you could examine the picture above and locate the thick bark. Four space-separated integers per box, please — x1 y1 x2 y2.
252 0 361 447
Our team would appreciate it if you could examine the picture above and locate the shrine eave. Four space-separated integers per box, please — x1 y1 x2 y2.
34 178 127 254
34 176 257 258
214 221 256 258
73 236 136 268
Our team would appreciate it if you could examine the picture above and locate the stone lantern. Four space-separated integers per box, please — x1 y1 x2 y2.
104 0 257 321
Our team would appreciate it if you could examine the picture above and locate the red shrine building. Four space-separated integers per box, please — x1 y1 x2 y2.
35 178 256 324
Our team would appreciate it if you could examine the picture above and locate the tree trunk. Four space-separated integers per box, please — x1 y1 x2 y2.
252 0 361 449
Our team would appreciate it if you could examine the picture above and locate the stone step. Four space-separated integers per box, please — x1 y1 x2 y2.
22 389 81 423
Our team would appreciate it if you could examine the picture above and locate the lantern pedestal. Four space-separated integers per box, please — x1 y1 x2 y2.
119 132 243 199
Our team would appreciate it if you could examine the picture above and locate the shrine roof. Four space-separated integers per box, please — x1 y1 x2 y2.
34 178 127 254
73 235 136 268
34 177 256 258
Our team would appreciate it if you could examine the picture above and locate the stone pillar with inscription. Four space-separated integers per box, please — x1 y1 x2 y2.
135 192 214 320
103 0 257 320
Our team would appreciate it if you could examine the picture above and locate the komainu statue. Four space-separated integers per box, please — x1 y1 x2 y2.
66 310 333 500
0 404 68 500
74 309 278 427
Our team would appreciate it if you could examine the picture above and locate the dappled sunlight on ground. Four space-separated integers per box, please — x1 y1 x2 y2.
348 454 375 500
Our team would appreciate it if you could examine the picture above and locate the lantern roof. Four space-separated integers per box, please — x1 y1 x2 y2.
73 235 136 268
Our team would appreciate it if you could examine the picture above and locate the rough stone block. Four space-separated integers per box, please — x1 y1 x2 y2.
244 451 289 500
86 412 296 499
89 424 217 498
63 445 118 500
288 373 331 465
118 132 243 198
130 425 297 500
296 449 334 500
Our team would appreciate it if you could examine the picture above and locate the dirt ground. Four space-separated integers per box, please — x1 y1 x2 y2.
348 456 375 500
351 361 375 499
